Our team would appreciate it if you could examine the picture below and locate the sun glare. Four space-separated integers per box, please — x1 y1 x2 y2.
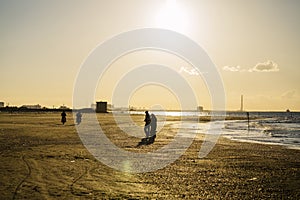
155 0 190 34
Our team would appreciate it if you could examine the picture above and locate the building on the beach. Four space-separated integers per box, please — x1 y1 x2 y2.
96 101 107 113
92 103 112 111
0 102 4 108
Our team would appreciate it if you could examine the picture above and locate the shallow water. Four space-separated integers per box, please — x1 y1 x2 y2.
221 119 300 149
144 111 300 150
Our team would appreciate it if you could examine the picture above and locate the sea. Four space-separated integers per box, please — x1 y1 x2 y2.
128 110 300 150
221 112 300 150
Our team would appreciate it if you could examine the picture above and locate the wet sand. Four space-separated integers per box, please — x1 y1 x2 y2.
0 112 299 199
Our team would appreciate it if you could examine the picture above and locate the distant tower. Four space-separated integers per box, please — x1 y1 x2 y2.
240 95 244 111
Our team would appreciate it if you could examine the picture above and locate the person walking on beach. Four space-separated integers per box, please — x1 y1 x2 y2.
150 114 157 137
246 112 250 131
76 111 82 125
144 111 151 137
61 110 67 125
148 113 158 144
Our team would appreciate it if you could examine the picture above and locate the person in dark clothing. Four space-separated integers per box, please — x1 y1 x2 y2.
76 111 82 125
144 111 151 137
150 114 157 137
61 111 67 125
246 112 250 131
148 113 157 144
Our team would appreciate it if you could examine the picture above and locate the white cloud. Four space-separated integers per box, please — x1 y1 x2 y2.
222 65 241 72
223 60 279 73
249 60 279 72
179 66 200 76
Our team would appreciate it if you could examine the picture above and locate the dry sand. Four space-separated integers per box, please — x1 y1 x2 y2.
0 112 299 199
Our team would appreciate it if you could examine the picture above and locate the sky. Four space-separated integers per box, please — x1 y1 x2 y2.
1 0 300 111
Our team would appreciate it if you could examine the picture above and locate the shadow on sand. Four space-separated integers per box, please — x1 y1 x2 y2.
136 135 156 147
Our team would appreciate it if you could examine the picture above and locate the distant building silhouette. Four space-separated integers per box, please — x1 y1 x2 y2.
197 106 204 112
21 104 41 109
96 101 107 113
59 105 70 110
0 102 4 108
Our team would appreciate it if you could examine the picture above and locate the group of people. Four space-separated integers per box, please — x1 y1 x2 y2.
60 111 82 125
61 110 158 144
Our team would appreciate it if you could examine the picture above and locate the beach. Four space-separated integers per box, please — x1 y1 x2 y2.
0 112 299 199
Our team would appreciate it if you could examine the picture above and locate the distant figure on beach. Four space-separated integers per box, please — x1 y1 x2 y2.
246 112 250 131
144 111 151 137
76 111 82 125
61 111 66 125
286 109 292 119
150 114 157 136
148 113 157 144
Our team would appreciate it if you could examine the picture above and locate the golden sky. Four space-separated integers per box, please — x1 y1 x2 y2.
1 0 299 111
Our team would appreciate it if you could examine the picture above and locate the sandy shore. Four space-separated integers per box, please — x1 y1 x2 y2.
0 112 299 199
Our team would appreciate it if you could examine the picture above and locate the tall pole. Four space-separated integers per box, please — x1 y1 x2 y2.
247 112 250 131
240 95 243 112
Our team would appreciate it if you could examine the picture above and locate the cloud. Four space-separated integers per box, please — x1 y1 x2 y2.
223 60 279 73
281 90 296 99
223 65 242 72
249 60 279 72
179 66 200 76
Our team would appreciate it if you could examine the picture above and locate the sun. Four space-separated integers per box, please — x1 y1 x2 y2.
155 0 190 34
